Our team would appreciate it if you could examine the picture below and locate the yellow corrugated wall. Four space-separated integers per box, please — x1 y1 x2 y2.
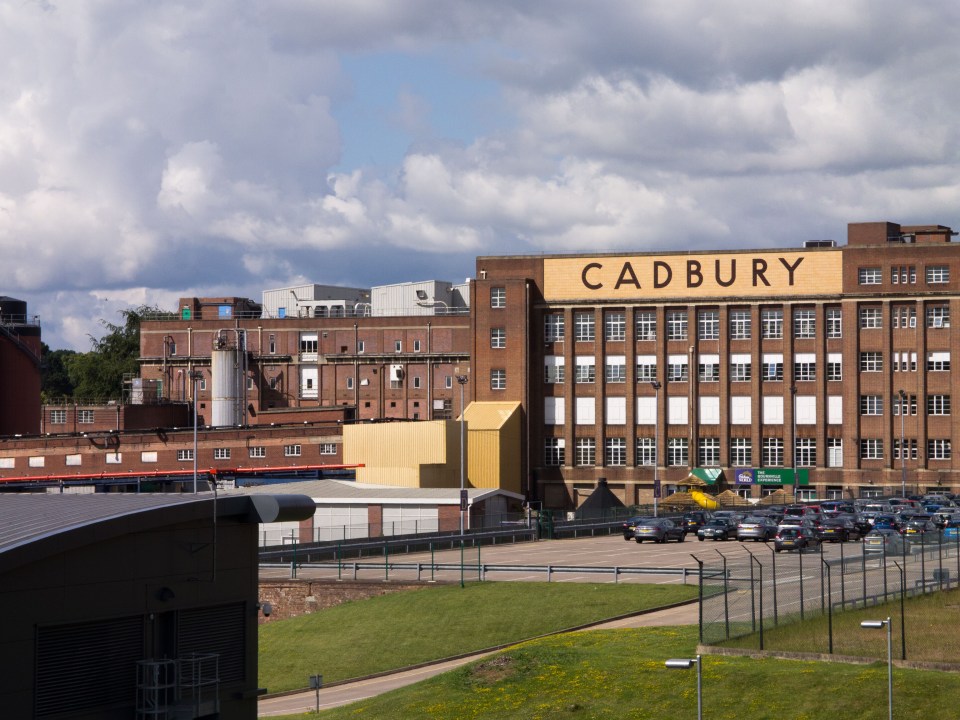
343 420 461 488
466 403 522 494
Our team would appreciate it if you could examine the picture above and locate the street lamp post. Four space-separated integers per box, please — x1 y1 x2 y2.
665 655 702 720
898 389 907 498
861 617 893 720
456 375 469 588
651 380 662 517
189 370 204 494
791 385 798 503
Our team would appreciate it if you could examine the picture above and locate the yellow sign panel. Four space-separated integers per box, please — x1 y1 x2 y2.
543 251 842 301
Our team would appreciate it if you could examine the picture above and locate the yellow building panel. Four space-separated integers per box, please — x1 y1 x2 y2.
543 250 842 302
344 421 459 488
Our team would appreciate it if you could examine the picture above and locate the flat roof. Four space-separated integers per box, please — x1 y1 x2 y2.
224 479 524 505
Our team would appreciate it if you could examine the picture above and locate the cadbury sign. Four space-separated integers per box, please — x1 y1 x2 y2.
543 251 842 301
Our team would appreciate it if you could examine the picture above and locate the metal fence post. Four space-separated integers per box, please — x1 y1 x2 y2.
894 560 906 661
690 555 704 644
798 547 805 621
822 558 832 654
769 545 778 627
715 550 729 639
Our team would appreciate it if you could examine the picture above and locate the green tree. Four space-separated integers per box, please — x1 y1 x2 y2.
65 306 157 402
40 343 78 402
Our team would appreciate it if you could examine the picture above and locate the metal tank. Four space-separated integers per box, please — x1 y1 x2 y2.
211 348 241 427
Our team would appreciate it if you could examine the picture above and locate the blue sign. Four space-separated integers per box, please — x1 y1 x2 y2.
733 468 755 485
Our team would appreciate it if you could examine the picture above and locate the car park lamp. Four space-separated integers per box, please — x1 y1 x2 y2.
665 655 701 720
860 618 892 720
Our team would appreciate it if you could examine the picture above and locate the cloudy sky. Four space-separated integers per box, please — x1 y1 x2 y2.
2 1 960 350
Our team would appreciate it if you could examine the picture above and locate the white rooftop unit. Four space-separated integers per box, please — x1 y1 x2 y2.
261 284 369 319
370 280 470 317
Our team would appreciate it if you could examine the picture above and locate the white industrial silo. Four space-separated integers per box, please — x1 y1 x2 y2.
212 347 242 427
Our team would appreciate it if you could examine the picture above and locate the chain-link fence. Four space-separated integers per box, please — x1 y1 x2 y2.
698 531 960 652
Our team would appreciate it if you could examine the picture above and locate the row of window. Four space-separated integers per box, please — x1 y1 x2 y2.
301 337 423 355
860 394 951 416
543 437 952 467
858 265 950 285
542 304 950 343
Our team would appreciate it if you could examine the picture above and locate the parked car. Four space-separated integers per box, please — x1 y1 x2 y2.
622 516 652 540
863 528 907 556
634 518 686 544
817 516 861 543
774 527 820 553
681 511 712 533
903 515 938 540
736 516 779 542
697 518 737 541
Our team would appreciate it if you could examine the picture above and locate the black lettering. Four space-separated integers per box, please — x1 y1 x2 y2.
753 259 770 286
715 259 736 287
779 256 804 285
653 261 672 288
687 260 703 288
582 262 603 290
614 262 641 290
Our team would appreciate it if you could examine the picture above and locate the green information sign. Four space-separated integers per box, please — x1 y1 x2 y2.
734 468 809 486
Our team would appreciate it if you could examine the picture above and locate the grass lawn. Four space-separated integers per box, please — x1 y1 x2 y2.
266 625 960 719
259 581 697 693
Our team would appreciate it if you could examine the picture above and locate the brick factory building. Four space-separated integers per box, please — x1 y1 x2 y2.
0 297 41 437
471 221 960 508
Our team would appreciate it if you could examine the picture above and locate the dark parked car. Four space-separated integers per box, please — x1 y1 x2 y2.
634 518 686 544
622 516 652 540
681 511 712 533
903 516 938 540
863 528 907 555
774 527 820 553
817 516 861 543
736 516 779 542
697 518 737 541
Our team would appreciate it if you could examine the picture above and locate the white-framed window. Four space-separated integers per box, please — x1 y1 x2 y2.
636 396 657 425
394 340 402 353
698 310 719 340
699 396 720 425
544 356 565 384
249 446 266 458
636 355 657 382
826 353 842 381
576 438 596 466
826 308 842 338
762 396 784 424
860 395 883 415
892 394 916 416
668 396 688 425
667 438 688 466
666 310 688 340
794 353 816 382
606 397 626 425
667 355 688 382
575 397 596 425
893 439 918 460
636 437 655 466
698 354 720 382
105 453 122 464
413 339 421 353
320 443 337 455
78 410 94 424
269 334 276 354
491 369 506 390
761 309 783 339
859 439 883 460
893 352 917 372
605 437 627 466
28 456 44 468
763 438 784 467
284 444 302 457
544 397 565 425
893 306 916 329
859 307 882 329
490 327 507 348
858 267 882 284
731 438 752 466
927 394 951 415
827 438 843 468
762 354 783 381
491 287 506 308
793 308 816 339
49 409 66 425
860 352 883 372
605 311 625 341
891 265 916 284
544 314 565 342
795 395 817 425
300 332 319 355
730 354 751 382
927 305 950 328
214 448 231 460
699 437 720 466
413 376 422 389
926 265 950 284
729 309 751 340
177 449 194 461
927 352 950 372
445 375 453 389
928 439 952 460
346 377 354 390
795 438 817 467
635 311 656 341
731 396 752 425
357 340 365 353
575 356 596 383
605 355 626 383
139 452 156 464
544 437 565 466
828 396 843 424
574 311 595 341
